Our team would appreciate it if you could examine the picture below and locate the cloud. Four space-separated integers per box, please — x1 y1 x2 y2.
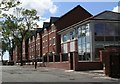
1 0 57 28
112 6 120 13
1 0 57 16
19 0 57 15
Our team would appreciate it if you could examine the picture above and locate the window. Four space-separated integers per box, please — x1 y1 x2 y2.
94 23 105 36
49 38 51 46
53 38 55 45
78 23 91 61
63 34 68 42
70 31 75 40
63 43 68 53
50 37 55 45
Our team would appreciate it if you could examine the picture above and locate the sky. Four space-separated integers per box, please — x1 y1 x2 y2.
1 0 120 60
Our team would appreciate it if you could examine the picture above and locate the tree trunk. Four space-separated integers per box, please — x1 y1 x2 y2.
9 49 13 61
20 41 23 66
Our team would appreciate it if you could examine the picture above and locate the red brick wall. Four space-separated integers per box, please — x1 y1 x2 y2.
42 25 58 56
77 62 103 70
48 26 56 53
74 39 78 51
39 62 70 70
22 40 26 60
56 34 61 54
36 34 40 57
47 62 70 70
28 36 35 61
17 46 20 62
42 31 49 55
67 41 70 53
13 47 17 61
28 39 31 61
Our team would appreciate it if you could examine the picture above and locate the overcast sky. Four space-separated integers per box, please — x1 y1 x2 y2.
1 0 120 60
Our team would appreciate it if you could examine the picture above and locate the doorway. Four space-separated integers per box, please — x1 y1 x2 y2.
70 52 73 70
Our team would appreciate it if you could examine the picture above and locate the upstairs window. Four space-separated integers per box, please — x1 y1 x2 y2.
70 31 75 40
53 37 55 45
63 34 68 42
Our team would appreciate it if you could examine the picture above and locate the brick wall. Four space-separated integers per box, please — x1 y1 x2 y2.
39 62 70 70
77 62 103 71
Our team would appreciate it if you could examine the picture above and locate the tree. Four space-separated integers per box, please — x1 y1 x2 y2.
2 8 39 66
0 0 20 13
0 0 20 63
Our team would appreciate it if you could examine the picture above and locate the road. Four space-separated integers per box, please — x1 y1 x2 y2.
1 65 120 83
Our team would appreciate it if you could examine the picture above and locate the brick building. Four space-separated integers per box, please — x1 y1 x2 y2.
12 5 120 72
40 5 92 68
28 28 42 63
13 45 20 63
58 11 120 70
12 5 92 67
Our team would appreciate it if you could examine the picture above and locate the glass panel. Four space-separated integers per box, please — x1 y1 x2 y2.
70 31 75 40
63 43 68 53
86 36 90 43
82 37 86 43
86 43 90 49
63 34 68 42
77 23 91 61
94 23 105 36
78 38 82 45
78 45 82 50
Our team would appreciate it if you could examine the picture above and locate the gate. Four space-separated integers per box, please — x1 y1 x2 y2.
110 53 120 78
100 46 120 78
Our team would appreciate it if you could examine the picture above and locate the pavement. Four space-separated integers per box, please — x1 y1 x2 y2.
21 65 119 81
19 65 120 81
1 65 120 83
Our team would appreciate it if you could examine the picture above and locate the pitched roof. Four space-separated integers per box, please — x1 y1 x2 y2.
58 11 120 34
54 5 92 31
36 28 42 33
80 10 120 23
43 22 50 29
50 17 59 24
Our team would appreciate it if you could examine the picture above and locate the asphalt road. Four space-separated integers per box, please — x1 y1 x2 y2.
1 65 120 83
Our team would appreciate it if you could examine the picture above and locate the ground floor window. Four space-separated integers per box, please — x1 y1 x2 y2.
55 54 60 62
62 53 68 61
78 42 91 61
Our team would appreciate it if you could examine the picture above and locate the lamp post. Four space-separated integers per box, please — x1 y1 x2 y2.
34 28 37 69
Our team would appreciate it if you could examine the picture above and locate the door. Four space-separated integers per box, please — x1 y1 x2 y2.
70 52 73 70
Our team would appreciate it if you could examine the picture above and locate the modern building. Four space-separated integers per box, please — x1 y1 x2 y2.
58 11 120 62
